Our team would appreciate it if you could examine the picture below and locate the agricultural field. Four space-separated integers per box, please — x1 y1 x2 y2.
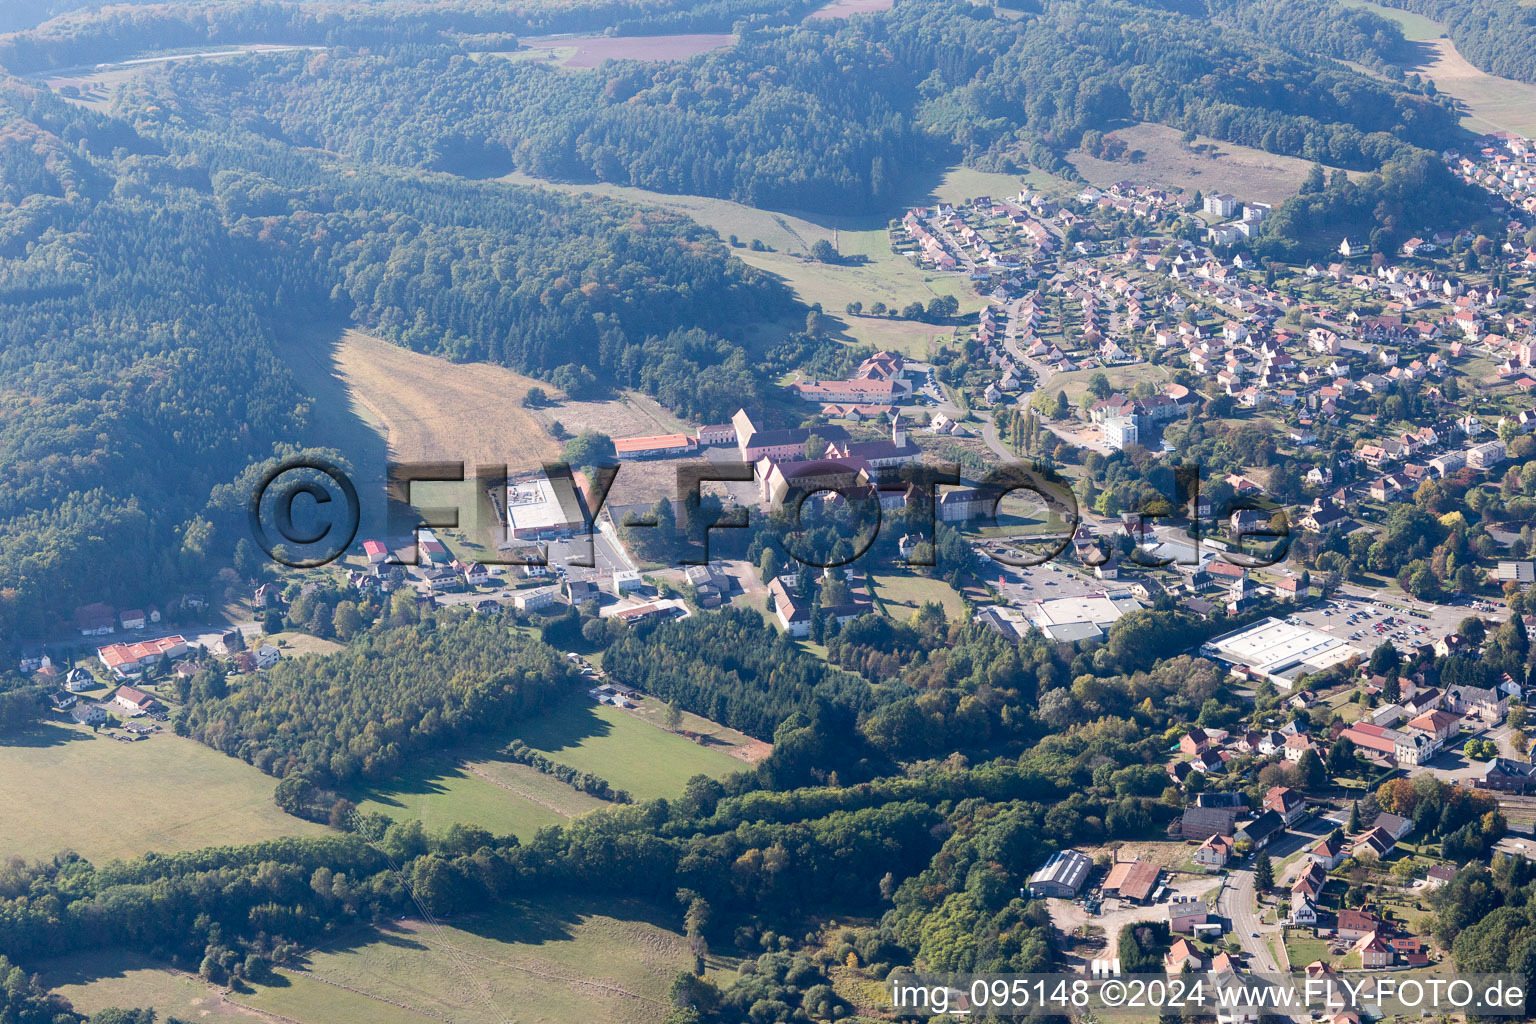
505 698 749 802
326 328 559 473
1403 38 1536 137
275 327 562 550
41 899 689 1024
807 0 895 20
515 33 734 68
1067 123 1348 206
0 723 324 863
1335 0 1443 41
1333 1 1536 136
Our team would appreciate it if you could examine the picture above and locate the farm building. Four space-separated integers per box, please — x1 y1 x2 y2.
1103 859 1160 902
613 433 696 459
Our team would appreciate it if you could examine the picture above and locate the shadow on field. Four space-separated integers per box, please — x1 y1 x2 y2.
503 696 615 755
1 722 96 749
456 894 677 948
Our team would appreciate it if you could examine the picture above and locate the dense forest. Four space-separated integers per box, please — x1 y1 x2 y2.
110 0 1467 217
178 612 577 787
0 0 818 72
0 77 790 636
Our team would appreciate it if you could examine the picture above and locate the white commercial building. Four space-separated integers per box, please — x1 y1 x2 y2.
1201 617 1362 690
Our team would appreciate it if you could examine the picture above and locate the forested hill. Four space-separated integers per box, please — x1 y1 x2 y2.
0 81 793 637
113 0 1467 216
1372 0 1536 85
0 0 818 72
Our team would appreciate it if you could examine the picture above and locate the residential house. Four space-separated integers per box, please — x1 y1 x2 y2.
1263 786 1306 826
1308 838 1347 870
1164 938 1209 975
1194 833 1234 870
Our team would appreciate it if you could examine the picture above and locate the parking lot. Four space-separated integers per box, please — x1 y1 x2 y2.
980 551 1128 607
1278 593 1474 658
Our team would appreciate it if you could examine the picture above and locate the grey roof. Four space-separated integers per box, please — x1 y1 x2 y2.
1027 848 1093 893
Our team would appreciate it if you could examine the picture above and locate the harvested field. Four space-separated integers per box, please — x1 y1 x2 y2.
517 33 733 68
807 0 894 19
1067 123 1348 206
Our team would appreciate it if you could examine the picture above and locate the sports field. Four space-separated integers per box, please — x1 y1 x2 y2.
42 898 688 1024
0 723 323 863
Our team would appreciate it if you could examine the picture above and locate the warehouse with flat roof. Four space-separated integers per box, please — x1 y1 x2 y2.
1200 617 1362 690
506 473 588 540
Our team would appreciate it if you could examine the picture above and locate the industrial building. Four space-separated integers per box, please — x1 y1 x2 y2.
505 472 588 541
1024 592 1142 643
1200 617 1362 690
1025 848 1094 899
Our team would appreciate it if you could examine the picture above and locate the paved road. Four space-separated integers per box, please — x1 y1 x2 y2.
1214 818 1327 998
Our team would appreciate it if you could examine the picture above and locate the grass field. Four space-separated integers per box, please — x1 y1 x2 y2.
353 753 602 839
506 699 747 802
1335 0 1442 41
278 327 563 551
807 0 894 19
354 698 750 833
1030 363 1171 410
870 570 968 620
1403 38 1536 136
329 328 558 473
42 898 688 1024
1067 123 1348 205
1332 1 1536 136
514 33 734 67
40 952 251 1023
0 723 323 863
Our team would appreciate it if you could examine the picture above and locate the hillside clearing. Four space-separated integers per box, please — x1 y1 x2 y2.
40 900 688 1024
1067 123 1348 205
515 33 734 67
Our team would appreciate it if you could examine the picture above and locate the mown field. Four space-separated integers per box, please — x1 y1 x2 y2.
870 570 968 620
42 898 689 1024
516 33 735 67
1334 1 1536 136
353 697 749 834
1066 123 1348 206
505 699 747 802
0 722 324 863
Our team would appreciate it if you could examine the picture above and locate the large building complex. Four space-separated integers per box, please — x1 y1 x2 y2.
1200 617 1363 689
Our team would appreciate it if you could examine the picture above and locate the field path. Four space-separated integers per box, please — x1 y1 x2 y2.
464 762 579 816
